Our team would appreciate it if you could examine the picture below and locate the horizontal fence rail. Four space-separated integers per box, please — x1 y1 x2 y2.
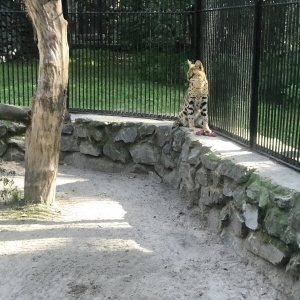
0 0 299 171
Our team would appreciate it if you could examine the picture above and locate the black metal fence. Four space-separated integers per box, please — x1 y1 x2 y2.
0 0 299 171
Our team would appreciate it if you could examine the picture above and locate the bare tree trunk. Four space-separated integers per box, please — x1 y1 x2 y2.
24 0 69 205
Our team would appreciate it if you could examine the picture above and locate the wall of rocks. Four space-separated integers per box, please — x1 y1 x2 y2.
1 118 300 277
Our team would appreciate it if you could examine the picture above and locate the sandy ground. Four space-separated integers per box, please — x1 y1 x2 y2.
0 162 295 300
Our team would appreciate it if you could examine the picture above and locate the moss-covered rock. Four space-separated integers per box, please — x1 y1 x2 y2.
245 231 291 266
286 254 300 276
264 206 295 245
218 160 253 184
201 152 220 170
220 204 230 228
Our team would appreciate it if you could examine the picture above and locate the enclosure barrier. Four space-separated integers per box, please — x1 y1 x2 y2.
0 0 299 171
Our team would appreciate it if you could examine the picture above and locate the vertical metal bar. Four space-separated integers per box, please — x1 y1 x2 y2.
272 6 284 156
5 12 11 103
250 0 262 148
260 8 271 152
16 13 21 106
129 10 132 114
116 10 119 113
74 13 78 110
104 11 107 111
1 13 6 102
99 8 103 112
280 4 292 159
193 0 201 60
290 4 300 164
61 0 69 109
93 12 96 111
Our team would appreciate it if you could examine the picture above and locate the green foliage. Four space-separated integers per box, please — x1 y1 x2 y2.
134 51 188 85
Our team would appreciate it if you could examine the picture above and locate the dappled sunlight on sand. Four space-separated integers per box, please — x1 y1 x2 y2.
58 200 127 222
0 237 152 255
0 238 69 254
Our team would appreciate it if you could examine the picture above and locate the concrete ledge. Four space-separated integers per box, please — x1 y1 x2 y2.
1 113 300 278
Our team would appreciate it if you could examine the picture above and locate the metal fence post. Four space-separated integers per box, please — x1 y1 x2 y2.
250 0 262 148
62 0 70 109
194 0 202 60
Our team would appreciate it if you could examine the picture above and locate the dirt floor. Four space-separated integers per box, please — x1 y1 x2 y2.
0 161 297 300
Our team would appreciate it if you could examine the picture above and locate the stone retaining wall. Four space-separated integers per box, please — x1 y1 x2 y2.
1 117 300 277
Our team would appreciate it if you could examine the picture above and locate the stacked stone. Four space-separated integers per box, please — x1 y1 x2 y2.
1 117 299 276
0 121 26 161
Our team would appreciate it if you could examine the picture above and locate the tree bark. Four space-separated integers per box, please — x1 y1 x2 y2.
24 0 69 205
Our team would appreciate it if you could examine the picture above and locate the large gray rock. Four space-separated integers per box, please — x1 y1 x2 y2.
172 129 186 152
247 184 270 209
74 124 88 138
62 124 74 135
154 160 168 178
211 170 222 188
229 205 248 238
243 203 260 231
161 151 177 169
179 162 196 193
264 206 295 245
180 140 191 162
286 254 300 276
0 140 7 156
129 164 152 174
160 143 178 169
200 187 225 207
62 152 130 173
187 146 202 166
195 167 211 188
7 136 25 152
149 171 162 183
114 127 137 143
7 123 26 134
179 182 199 208
129 142 160 165
201 152 220 170
232 188 248 211
291 207 300 248
223 178 235 198
79 140 101 157
89 126 106 142
163 169 181 189
2 147 24 161
138 124 157 139
245 232 290 266
217 160 253 183
270 191 295 209
61 135 79 152
154 126 171 147
0 123 7 137
103 140 130 163
246 182 264 202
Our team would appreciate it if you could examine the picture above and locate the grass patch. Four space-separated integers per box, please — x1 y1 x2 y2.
1 49 186 117
0 203 61 221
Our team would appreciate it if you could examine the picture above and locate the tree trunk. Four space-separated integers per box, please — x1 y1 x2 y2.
24 0 69 205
